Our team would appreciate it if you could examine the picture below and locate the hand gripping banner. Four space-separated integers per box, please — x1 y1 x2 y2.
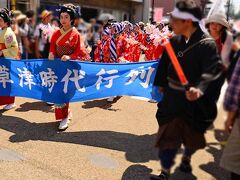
0 58 162 103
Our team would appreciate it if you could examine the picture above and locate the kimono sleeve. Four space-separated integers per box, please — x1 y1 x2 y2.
94 43 101 62
2 30 19 59
70 33 90 61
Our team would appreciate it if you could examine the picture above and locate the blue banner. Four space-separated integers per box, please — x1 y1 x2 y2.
0 58 162 104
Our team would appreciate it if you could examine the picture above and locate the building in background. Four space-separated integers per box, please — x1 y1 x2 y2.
152 0 175 23
6 0 144 23
0 0 8 8
1 0 180 24
143 0 175 24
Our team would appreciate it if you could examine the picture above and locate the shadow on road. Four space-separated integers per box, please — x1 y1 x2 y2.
0 114 158 163
199 129 230 180
82 97 121 111
14 101 54 113
171 168 197 180
0 114 229 179
121 164 153 180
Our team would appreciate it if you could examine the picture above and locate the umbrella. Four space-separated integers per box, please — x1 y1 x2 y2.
98 13 116 21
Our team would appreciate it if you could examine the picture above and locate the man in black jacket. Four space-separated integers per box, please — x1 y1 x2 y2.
151 0 223 179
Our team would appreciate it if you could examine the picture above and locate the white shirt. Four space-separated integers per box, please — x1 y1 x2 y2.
34 23 53 52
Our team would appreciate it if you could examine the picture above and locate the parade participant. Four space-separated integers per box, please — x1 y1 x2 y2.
48 5 90 131
94 28 111 62
143 24 154 60
121 22 136 62
205 13 233 68
129 23 143 62
15 13 29 59
106 22 128 102
220 57 240 180
205 13 233 100
156 22 164 31
144 24 164 61
0 8 19 110
25 10 36 59
133 23 144 43
123 21 134 38
109 22 128 63
138 21 145 31
151 1 223 179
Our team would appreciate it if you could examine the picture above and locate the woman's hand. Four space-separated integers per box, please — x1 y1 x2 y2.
36 52 42 58
0 50 3 56
48 52 54 61
61 55 70 61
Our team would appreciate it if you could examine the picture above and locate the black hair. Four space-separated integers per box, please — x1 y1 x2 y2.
192 22 199 27
104 21 112 29
51 17 60 26
221 29 227 43
0 8 11 26
26 10 34 18
59 6 76 25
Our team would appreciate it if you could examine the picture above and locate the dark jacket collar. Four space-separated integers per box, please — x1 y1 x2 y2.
180 26 205 45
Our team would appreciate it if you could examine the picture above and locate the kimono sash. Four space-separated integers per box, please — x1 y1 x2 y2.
56 27 75 58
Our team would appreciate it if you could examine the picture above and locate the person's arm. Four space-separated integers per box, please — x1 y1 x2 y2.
223 58 240 132
20 25 32 54
225 111 237 133
94 43 101 62
186 40 223 101
196 40 223 93
48 30 57 60
34 26 42 58
23 36 32 54
34 37 41 58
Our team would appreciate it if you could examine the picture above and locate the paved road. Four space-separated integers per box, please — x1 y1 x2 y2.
0 94 230 180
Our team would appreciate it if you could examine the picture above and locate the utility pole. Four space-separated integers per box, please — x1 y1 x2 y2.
151 0 155 23
226 0 231 20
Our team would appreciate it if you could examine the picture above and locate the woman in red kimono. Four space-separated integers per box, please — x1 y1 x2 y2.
144 33 155 61
0 8 20 110
132 23 144 62
94 28 111 63
48 5 90 130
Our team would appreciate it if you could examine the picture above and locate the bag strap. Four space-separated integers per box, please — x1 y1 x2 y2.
177 38 214 58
